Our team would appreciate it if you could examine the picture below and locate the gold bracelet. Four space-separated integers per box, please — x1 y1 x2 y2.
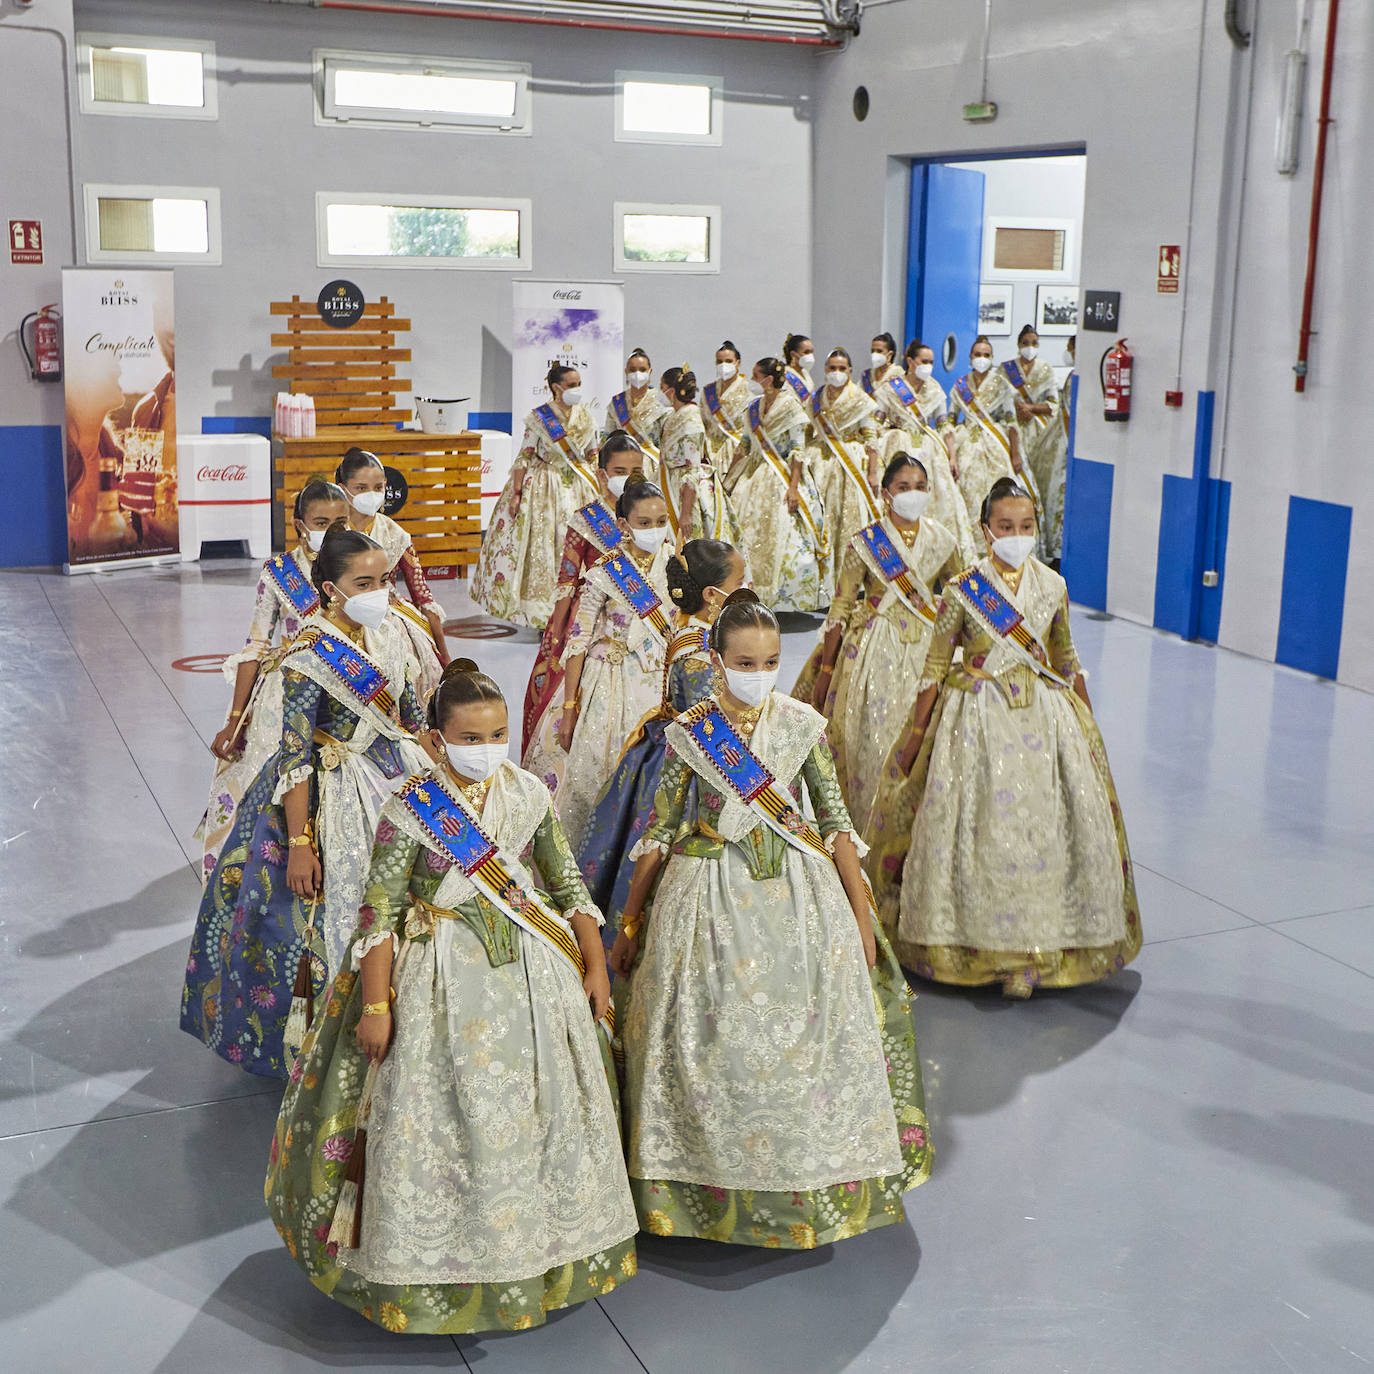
228 708 244 718
361 1000 391 1017
288 834 314 849
621 913 643 940
562 697 581 713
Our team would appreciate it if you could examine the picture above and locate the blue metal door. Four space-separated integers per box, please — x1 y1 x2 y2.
904 163 985 395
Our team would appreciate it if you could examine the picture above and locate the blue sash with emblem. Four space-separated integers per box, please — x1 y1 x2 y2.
785 370 811 405
536 403 598 492
886 374 933 436
600 551 670 642
265 553 319 618
302 632 395 715
857 521 937 623
703 381 742 441
861 367 874 396
950 567 1070 688
577 500 622 554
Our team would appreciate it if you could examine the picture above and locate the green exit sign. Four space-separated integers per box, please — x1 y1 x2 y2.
962 100 998 123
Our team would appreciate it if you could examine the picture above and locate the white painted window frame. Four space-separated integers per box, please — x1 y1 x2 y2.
613 202 721 275
982 215 1079 284
83 184 223 266
614 70 723 146
314 49 532 135
76 33 218 120
316 191 534 272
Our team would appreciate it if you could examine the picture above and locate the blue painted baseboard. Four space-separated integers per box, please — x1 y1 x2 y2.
1060 456 1112 610
1276 496 1351 679
202 416 272 438
1 424 67 566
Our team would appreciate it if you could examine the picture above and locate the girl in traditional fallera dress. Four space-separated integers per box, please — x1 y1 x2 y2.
1028 333 1074 565
949 336 1037 553
781 331 816 405
521 430 644 755
794 454 963 821
197 478 348 882
809 347 884 591
266 662 638 1335
336 449 448 701
609 593 931 1247
473 365 600 628
182 528 431 1077
876 339 979 564
578 538 747 940
729 357 827 613
604 349 665 475
701 341 751 491
657 365 743 548
865 478 1142 999
861 331 904 400
524 476 673 851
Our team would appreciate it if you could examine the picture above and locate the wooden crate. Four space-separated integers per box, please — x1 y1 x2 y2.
269 295 480 574
275 428 482 573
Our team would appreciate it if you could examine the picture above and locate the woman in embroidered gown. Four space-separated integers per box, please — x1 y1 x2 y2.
862 331 904 402
577 539 747 941
876 339 978 564
810 348 883 592
781 331 816 404
522 431 644 756
182 528 431 1077
797 454 962 821
197 478 348 883
604 349 665 475
524 477 672 851
1028 334 1074 565
336 449 448 701
949 336 1033 553
266 663 638 1335
730 357 826 613
608 594 931 1247
657 365 742 548
701 341 751 492
865 478 1142 998
473 365 599 628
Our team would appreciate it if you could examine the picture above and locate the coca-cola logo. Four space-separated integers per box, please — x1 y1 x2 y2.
552 289 582 301
197 464 248 482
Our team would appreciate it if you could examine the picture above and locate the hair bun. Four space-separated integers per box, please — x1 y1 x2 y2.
624 469 649 490
440 656 481 683
721 588 761 608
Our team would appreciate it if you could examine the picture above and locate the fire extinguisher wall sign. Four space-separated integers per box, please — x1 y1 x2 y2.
1100 338 1132 422
19 304 62 383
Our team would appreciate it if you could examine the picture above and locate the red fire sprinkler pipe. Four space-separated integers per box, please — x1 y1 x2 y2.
1294 0 1340 393
318 1 842 46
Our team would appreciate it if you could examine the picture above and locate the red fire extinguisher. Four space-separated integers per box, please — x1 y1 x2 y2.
1100 338 1132 422
19 304 62 383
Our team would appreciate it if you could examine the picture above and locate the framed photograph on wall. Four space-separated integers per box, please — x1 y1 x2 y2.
1036 283 1079 335
978 284 1011 336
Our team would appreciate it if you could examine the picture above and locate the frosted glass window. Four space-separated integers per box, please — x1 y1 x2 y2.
332 67 518 119
84 185 221 264
614 203 720 274
318 194 532 271
78 35 217 118
318 52 531 132
616 71 722 145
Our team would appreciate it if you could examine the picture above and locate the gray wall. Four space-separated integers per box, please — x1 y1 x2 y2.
70 0 817 429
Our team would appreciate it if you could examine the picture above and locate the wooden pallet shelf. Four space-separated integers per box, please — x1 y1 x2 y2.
268 295 480 575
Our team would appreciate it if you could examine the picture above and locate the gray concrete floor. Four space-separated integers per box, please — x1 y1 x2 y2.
1 555 1372 1373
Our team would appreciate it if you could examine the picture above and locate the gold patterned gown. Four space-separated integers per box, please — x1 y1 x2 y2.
523 543 671 851
265 762 638 1334
658 404 742 545
359 512 446 703
864 556 1142 990
731 390 827 613
620 692 931 1247
700 375 752 491
875 375 979 565
603 388 665 479
809 380 880 593
812 516 962 821
473 404 598 628
1029 371 1072 561
950 369 1023 552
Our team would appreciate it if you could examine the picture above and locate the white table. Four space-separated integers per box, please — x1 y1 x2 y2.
177 433 272 561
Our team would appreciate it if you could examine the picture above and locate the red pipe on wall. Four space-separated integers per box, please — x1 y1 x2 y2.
317 0 841 46
1294 0 1339 393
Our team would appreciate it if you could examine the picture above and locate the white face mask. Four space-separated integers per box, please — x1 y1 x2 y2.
1020 345 1038 362
747 379 766 396
971 356 993 374
798 353 815 373
444 739 507 783
914 363 934 381
350 490 384 519
630 525 670 553
560 386 583 405
890 489 931 522
340 586 390 629
825 369 848 389
990 533 1036 569
716 361 737 382
606 474 629 499
870 352 888 368
626 370 649 388
723 666 778 708
301 527 327 552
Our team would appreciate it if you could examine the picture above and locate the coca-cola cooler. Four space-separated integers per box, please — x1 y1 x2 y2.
177 433 272 561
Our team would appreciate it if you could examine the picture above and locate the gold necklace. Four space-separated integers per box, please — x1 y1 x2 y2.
324 609 365 646
445 764 491 810
716 693 763 736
